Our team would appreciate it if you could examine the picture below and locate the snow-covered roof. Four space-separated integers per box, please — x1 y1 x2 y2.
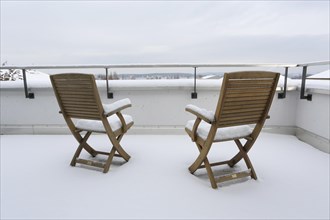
1 133 329 219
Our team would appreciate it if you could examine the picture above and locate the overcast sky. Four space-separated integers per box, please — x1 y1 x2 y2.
1 1 329 69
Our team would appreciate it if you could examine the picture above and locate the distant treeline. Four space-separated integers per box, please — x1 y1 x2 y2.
95 71 306 80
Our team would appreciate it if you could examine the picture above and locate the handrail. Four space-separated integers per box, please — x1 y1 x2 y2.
297 61 330 67
1 61 329 100
306 78 330 80
0 63 297 69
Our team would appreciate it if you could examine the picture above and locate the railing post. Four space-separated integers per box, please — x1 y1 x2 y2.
105 68 113 99
191 67 198 99
278 67 288 99
22 69 34 99
300 66 312 101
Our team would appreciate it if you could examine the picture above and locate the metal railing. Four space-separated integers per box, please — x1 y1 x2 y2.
0 61 329 100
297 61 330 101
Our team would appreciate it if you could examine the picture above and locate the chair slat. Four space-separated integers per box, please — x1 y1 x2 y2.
61 100 99 106
59 95 96 100
218 119 259 127
226 92 271 98
62 103 101 110
55 85 93 90
216 169 251 183
227 82 274 88
224 100 267 107
228 79 274 85
225 96 269 102
76 158 105 169
54 81 93 85
219 114 261 122
58 90 96 95
66 112 101 120
65 108 99 114
221 111 264 119
222 107 265 114
227 87 272 93
54 79 93 84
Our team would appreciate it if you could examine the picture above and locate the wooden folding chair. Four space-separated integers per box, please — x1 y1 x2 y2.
185 71 280 188
50 73 133 173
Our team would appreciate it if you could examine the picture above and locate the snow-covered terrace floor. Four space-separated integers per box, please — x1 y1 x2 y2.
1 133 329 219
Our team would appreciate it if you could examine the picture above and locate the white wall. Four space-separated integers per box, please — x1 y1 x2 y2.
1 80 297 133
0 79 329 152
296 93 330 139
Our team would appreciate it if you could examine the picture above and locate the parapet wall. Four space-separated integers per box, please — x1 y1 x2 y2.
1 78 329 153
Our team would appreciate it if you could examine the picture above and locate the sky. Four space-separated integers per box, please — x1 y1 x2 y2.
0 1 329 72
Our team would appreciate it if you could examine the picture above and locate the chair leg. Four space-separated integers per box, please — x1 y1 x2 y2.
196 144 217 189
189 141 214 174
70 131 92 166
228 139 254 167
102 134 130 173
72 131 97 157
234 140 257 180
107 133 131 162
103 147 117 173
70 145 84 166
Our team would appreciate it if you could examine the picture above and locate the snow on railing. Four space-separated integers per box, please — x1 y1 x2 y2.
0 61 329 100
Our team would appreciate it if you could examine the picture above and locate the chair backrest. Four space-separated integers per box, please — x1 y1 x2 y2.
50 73 103 120
215 71 280 128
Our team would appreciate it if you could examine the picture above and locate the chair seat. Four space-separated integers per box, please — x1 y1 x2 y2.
185 120 253 141
76 114 134 133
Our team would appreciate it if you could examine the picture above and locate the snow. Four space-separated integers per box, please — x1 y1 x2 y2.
26 69 50 80
278 75 300 89
1 133 329 219
185 104 215 122
103 98 132 115
76 114 133 132
309 69 330 79
186 120 253 141
1 69 329 92
306 69 330 91
75 99 133 133
0 70 51 89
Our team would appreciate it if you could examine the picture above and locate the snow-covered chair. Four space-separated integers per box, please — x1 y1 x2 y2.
50 73 133 173
185 71 279 188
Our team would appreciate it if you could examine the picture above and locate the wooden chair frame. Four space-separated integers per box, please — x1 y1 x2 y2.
185 71 280 188
50 73 133 173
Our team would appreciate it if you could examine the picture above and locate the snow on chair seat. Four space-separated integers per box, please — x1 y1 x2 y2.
76 114 133 134
185 120 253 142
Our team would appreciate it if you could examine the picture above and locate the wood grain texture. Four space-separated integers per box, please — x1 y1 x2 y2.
186 71 280 189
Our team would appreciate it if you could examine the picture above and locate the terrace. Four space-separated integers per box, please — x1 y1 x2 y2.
1 62 329 219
